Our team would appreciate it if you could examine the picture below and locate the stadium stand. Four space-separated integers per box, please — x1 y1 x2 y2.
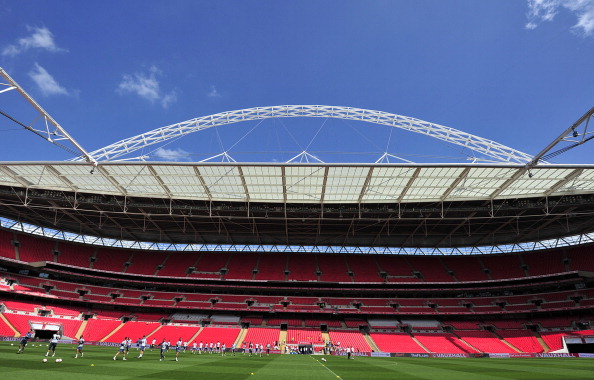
243 327 280 346
193 326 241 346
2 227 594 357
126 251 167 275
0 229 16 260
149 324 199 343
55 241 94 268
104 321 160 343
371 332 426 353
190 252 231 279
328 330 371 352
16 234 55 263
287 254 317 281
92 248 132 272
82 319 123 341
497 330 544 353
157 252 197 277
455 330 516 353
286 328 323 344
318 254 352 282
414 332 475 353
345 255 382 282
225 252 258 280
255 253 287 281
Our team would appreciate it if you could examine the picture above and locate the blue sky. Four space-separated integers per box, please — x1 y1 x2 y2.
1 0 593 164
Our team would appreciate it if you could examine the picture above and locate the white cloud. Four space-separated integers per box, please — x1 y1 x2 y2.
2 26 66 57
117 66 177 108
161 91 178 109
152 147 189 161
526 0 594 36
28 63 69 96
207 85 221 98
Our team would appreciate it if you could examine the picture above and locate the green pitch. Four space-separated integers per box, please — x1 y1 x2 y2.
2 342 594 379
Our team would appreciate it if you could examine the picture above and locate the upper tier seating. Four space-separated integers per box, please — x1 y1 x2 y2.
16 233 55 262
441 256 489 282
0 229 16 260
255 253 287 281
287 254 318 281
480 255 526 280
189 252 230 279
55 241 94 268
3 229 594 284
318 254 352 282
522 249 566 277
375 255 418 281
407 257 454 282
126 251 167 275
346 255 382 282
224 252 258 280
157 252 197 277
568 246 594 272
92 248 132 272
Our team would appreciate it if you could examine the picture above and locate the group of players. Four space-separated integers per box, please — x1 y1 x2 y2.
16 330 278 361
17 329 85 358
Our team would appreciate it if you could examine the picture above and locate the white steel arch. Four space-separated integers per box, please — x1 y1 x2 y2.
78 105 535 163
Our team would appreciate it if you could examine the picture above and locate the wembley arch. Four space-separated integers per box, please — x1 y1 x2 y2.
78 105 535 164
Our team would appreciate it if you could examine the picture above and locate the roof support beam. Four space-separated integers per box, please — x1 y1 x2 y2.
0 166 32 188
489 167 525 200
320 166 329 204
440 167 471 201
471 210 527 246
514 207 577 244
398 167 421 203
237 166 250 202
358 167 374 204
193 166 212 201
147 165 173 198
544 168 584 197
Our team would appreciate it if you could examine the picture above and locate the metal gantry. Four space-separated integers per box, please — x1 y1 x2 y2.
0 67 97 167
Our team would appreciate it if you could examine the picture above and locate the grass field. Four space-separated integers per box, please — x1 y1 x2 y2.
2 342 594 379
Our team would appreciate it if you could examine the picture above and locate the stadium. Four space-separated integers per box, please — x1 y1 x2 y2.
1 60 594 378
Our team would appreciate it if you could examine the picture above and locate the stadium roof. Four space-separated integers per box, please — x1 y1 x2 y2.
1 161 594 248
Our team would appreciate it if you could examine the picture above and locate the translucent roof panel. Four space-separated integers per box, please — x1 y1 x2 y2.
361 167 416 201
242 166 284 202
284 166 326 202
1 163 594 203
402 167 466 201
198 166 246 201
446 167 517 200
324 166 369 202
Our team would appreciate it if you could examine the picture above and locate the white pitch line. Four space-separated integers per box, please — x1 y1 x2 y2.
310 356 343 380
